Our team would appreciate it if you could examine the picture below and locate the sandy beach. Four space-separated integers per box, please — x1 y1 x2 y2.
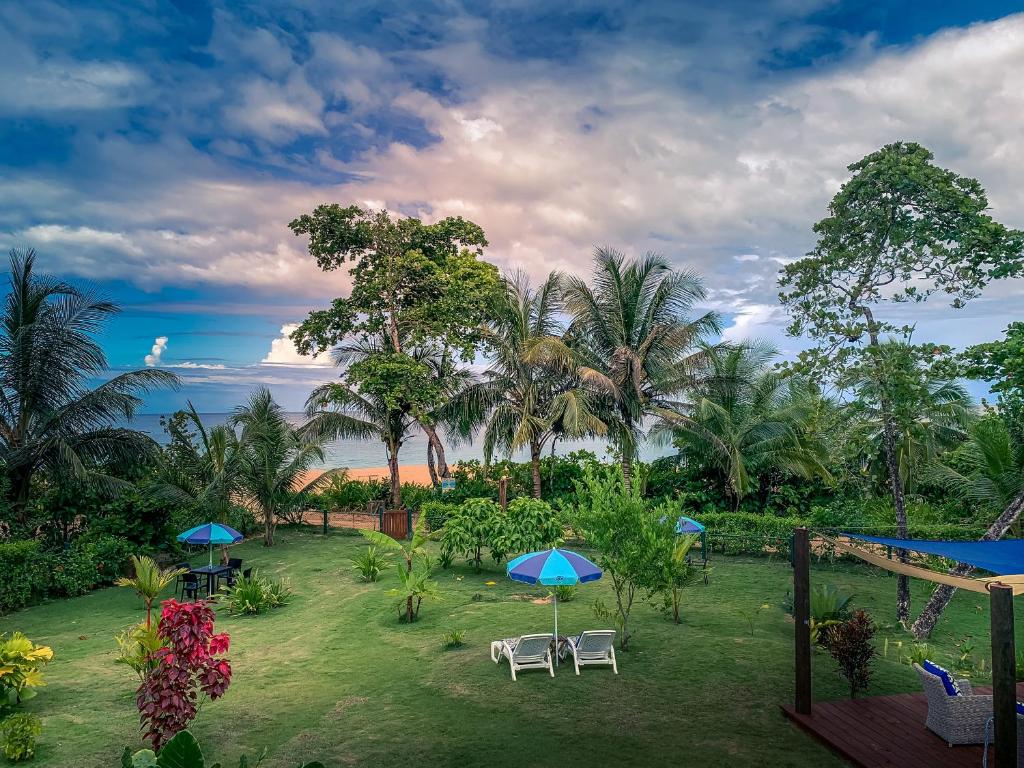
301 463 434 487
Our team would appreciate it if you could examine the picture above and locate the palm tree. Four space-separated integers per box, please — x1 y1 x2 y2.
653 343 831 510
303 379 415 510
151 403 245 563
0 249 178 518
562 248 720 491
845 341 972 495
232 387 337 546
911 417 1024 638
115 554 186 629
443 272 605 497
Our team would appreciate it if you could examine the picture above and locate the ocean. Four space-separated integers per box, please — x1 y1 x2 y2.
126 413 672 470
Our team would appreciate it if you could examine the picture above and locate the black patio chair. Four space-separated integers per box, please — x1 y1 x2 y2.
173 563 191 597
227 557 243 573
180 573 200 601
224 567 253 590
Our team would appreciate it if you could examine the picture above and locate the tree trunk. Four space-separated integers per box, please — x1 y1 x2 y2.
10 466 32 525
911 490 1024 639
621 452 633 494
387 444 402 509
426 440 438 487
263 507 274 547
863 310 911 625
530 442 542 499
421 423 449 480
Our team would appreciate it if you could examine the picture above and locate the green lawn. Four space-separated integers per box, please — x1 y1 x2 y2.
2 528 1014 767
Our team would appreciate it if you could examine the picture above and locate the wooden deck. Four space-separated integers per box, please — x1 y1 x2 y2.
782 687 1022 767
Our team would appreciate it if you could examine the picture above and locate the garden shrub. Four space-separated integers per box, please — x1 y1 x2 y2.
421 500 457 532
123 729 326 768
822 609 877 699
351 546 389 582
698 512 809 556
136 600 232 749
499 497 562 557
0 712 42 762
0 632 53 715
0 541 42 614
441 497 502 572
221 570 292 615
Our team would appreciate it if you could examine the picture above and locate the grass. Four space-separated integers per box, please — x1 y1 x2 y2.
2 528 1017 767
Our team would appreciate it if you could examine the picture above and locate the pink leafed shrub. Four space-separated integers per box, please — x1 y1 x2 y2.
135 599 232 750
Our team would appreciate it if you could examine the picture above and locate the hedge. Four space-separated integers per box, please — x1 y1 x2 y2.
0 540 43 614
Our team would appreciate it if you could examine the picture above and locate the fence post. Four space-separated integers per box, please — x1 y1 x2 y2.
322 509 328 536
406 507 413 540
990 583 1017 767
793 527 812 715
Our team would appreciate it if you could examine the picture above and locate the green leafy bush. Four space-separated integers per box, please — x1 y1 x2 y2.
221 570 292 615
123 728 325 768
0 542 42 614
1 712 42 762
549 585 577 603
498 497 562 558
0 632 53 715
351 547 389 582
421 500 457 532
441 498 502 571
698 512 809 556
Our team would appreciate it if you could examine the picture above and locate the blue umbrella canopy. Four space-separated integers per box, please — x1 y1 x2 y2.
177 523 243 545
507 548 602 586
675 516 705 535
177 523 243 567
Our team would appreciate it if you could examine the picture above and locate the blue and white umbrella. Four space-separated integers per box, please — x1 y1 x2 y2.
507 548 602 660
177 522 243 566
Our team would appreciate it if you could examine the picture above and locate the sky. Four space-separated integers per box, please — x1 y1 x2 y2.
1 0 1023 413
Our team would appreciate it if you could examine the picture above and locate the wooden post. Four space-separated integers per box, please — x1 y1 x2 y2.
498 475 508 511
990 583 1016 767
793 527 812 715
322 509 328 536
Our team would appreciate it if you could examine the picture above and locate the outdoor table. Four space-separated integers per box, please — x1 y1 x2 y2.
190 564 231 597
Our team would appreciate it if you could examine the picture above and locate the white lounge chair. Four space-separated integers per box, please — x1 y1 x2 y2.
560 630 618 675
490 634 554 681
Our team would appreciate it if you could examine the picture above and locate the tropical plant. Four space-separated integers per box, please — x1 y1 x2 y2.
387 557 440 623
443 271 604 497
571 465 664 649
359 516 436 622
498 497 562 558
843 340 972 496
220 570 292 615
779 142 1024 623
649 532 703 624
151 404 246 563
302 365 416 510
822 610 877 699
562 248 720 491
911 417 1024 638
136 600 231 750
123 728 326 768
0 249 179 519
441 628 466 649
1 712 41 762
116 555 187 629
549 585 578 603
810 584 854 645
963 321 1024 443
440 497 501 572
0 632 53 715
115 621 164 681
232 387 338 546
352 546 389 582
654 343 830 510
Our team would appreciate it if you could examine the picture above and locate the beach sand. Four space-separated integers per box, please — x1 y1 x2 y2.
300 464 434 487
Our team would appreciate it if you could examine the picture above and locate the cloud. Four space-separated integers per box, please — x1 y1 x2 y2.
144 336 168 367
261 324 335 367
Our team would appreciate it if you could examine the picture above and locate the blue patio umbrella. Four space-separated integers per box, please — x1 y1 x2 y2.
676 515 708 566
507 548 602 661
177 522 244 567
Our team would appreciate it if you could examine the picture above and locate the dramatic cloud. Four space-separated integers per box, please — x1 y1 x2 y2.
261 323 335 367
144 336 168 367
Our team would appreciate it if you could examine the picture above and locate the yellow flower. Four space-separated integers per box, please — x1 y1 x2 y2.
485 581 496 586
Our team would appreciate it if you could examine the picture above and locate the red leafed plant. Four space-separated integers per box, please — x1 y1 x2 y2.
136 599 232 750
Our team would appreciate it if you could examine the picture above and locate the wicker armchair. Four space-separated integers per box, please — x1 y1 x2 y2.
914 663 992 745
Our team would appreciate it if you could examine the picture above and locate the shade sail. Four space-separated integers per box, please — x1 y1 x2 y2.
845 533 1024 576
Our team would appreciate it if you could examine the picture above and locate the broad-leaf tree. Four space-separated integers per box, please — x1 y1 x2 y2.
0 249 178 520
232 387 336 546
778 142 1023 623
963 322 1024 443
443 272 605 497
289 205 500 481
653 343 830 510
562 248 719 491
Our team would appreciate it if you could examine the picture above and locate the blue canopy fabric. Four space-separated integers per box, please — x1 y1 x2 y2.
675 516 705 534
845 533 1024 576
507 548 602 586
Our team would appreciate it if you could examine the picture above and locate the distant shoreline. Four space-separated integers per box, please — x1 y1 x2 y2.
300 464 434 487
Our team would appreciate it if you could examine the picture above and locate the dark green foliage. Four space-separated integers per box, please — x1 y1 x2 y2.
0 542 43 614
963 322 1024 442
441 498 501 572
123 728 325 768
420 500 457 532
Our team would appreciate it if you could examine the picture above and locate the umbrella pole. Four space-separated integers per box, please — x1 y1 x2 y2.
209 543 213 568
554 590 559 666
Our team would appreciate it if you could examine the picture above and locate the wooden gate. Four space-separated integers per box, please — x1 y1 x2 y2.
380 510 408 540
